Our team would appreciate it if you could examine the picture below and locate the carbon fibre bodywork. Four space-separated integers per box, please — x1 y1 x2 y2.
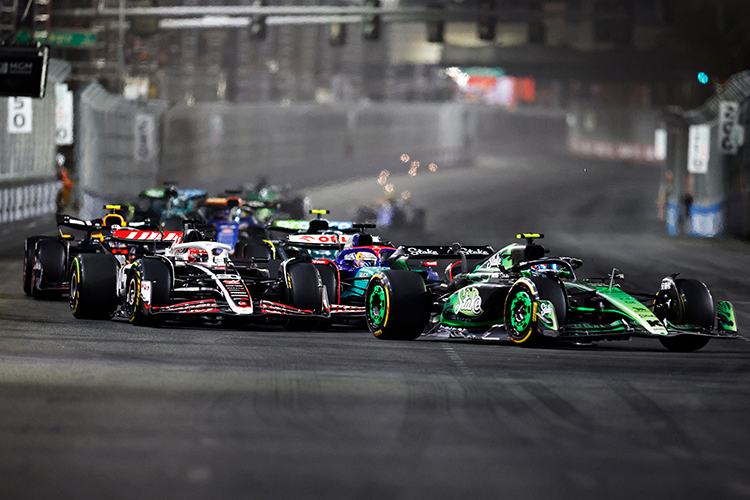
365 235 739 351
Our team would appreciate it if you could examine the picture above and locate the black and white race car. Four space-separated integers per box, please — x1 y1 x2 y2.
69 229 330 329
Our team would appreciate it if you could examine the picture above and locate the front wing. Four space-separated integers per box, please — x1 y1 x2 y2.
538 300 739 340
149 298 329 319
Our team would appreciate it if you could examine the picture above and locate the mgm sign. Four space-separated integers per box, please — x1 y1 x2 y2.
0 45 50 98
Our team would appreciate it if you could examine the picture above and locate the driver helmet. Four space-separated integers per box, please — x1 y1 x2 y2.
187 247 208 263
229 206 244 222
211 246 228 266
355 251 377 268
165 185 179 199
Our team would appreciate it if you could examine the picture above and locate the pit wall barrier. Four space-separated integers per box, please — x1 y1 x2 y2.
662 70 750 238
159 101 474 188
0 59 70 224
0 178 61 224
565 107 661 164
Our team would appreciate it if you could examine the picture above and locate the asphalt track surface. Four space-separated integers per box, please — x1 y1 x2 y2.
2 145 750 499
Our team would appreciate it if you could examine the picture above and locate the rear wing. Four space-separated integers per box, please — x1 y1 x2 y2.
244 199 278 209
269 219 355 233
112 229 182 244
284 233 384 246
386 245 494 274
56 214 99 232
56 214 156 233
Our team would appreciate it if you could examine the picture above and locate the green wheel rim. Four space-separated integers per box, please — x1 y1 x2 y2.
510 291 532 333
368 283 387 326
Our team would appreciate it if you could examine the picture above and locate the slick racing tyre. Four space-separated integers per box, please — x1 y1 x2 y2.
313 262 339 330
365 270 430 340
284 263 323 331
31 238 67 300
313 262 339 306
654 278 714 352
23 236 45 296
69 254 119 319
126 258 172 327
505 277 567 347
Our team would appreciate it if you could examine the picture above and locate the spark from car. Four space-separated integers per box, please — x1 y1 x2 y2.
409 161 420 176
401 190 411 200
385 184 394 193
377 170 389 185
400 154 410 163
429 163 438 172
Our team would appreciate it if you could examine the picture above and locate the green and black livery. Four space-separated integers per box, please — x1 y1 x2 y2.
364 234 739 352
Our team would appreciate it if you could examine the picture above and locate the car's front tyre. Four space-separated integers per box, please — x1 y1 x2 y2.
125 258 172 327
654 278 714 352
69 254 119 319
365 270 430 340
505 277 566 347
284 263 323 331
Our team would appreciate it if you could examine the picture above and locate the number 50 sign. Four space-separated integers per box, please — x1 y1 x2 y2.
7 96 32 134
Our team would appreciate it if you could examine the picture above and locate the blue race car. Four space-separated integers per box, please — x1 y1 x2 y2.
200 196 269 253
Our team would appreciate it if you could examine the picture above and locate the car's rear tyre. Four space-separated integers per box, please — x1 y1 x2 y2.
365 270 430 340
284 263 323 331
23 236 45 296
31 238 67 300
69 254 119 319
655 278 714 352
126 258 172 327
505 277 566 347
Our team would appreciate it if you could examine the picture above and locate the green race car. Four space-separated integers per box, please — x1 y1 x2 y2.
364 234 738 352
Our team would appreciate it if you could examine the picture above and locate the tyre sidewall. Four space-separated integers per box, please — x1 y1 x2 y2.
365 270 429 340
23 236 45 295
284 263 323 330
32 239 67 299
70 254 119 319
128 259 172 325
505 280 537 344
656 278 714 352
505 277 566 346
285 263 323 312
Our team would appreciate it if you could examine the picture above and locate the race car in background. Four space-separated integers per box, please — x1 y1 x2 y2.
242 177 309 223
136 184 207 230
199 194 269 251
363 234 738 352
69 227 329 329
355 196 426 232
23 206 169 299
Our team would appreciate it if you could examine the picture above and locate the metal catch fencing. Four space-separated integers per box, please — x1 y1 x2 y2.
75 89 475 220
76 81 169 219
0 59 70 224
662 70 750 238
159 101 474 189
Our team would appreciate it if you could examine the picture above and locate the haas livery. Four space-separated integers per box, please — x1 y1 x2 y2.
69 228 330 328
